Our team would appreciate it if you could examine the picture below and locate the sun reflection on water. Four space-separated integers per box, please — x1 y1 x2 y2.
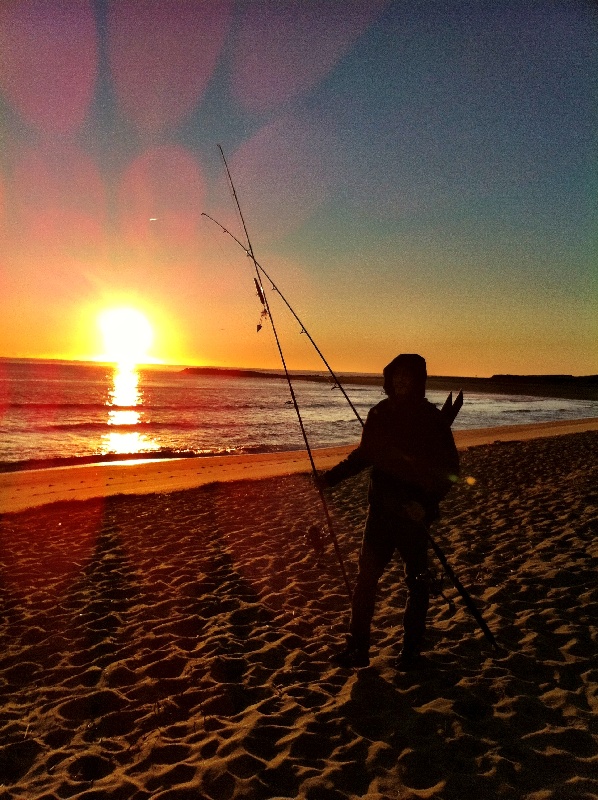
102 365 160 454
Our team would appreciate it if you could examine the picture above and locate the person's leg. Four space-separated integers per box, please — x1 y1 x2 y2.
348 541 386 649
396 522 429 658
331 509 394 667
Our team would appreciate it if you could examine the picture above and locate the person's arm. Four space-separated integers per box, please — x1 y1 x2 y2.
319 408 377 488
319 446 369 488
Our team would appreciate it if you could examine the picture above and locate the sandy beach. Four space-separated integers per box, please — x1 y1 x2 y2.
1 422 597 799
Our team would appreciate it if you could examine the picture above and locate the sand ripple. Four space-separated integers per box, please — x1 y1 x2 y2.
1 431 596 799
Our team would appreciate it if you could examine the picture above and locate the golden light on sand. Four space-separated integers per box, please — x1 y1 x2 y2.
98 306 154 367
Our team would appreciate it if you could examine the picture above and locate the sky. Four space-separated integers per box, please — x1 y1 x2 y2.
0 0 595 377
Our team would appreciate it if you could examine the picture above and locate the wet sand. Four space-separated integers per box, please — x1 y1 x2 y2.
1 417 597 514
0 425 597 799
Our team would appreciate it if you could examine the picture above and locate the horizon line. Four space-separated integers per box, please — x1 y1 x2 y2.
0 356 596 381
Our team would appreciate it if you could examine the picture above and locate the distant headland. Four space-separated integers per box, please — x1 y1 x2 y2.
181 367 598 401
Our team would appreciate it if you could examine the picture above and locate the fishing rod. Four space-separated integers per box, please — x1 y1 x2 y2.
214 145 352 600
201 212 364 426
424 393 496 647
209 147 494 646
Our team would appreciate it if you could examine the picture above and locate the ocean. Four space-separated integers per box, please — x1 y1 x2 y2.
1 359 596 470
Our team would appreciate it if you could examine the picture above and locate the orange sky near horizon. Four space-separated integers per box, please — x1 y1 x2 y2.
1 221 594 378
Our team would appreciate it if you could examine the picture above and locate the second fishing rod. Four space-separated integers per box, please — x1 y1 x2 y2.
213 145 352 600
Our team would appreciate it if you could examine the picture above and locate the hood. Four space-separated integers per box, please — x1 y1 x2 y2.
383 353 427 399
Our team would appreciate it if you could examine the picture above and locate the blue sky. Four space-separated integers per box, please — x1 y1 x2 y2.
0 0 595 376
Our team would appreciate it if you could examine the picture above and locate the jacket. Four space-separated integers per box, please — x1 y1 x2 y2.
322 396 459 521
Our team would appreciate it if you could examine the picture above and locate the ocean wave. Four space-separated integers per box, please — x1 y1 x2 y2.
0 443 311 473
2 400 305 413
32 420 202 433
4 402 123 411
0 450 186 472
3 402 199 411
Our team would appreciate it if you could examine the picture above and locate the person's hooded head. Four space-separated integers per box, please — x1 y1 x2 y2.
383 353 427 401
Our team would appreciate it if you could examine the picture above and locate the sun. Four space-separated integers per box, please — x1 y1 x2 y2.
98 307 154 366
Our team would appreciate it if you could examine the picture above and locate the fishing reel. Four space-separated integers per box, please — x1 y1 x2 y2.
305 524 325 555
418 568 455 612
426 568 444 596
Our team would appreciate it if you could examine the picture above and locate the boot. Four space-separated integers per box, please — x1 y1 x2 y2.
396 646 427 670
330 637 370 668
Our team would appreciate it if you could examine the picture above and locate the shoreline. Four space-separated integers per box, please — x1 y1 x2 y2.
1 417 597 514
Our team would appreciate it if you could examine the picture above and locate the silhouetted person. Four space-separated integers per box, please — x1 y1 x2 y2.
320 354 459 668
